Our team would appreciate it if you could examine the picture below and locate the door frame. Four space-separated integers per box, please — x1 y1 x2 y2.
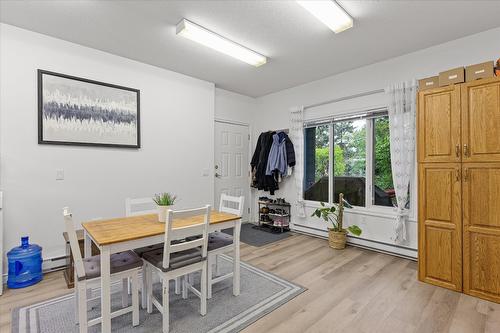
214 118 253 221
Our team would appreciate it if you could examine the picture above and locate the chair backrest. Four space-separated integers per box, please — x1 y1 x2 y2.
162 205 210 269
125 197 157 216
63 207 86 280
219 194 245 217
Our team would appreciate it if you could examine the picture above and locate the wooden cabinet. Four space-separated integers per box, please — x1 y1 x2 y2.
463 163 500 302
418 163 462 291
461 78 500 162
418 85 461 163
418 77 500 301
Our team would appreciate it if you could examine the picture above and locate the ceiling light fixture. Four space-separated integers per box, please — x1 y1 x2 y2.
176 19 267 67
296 0 353 33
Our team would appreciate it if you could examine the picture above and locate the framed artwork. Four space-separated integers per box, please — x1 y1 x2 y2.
38 69 140 148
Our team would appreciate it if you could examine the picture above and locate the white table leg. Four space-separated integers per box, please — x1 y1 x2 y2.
207 255 213 299
233 219 241 296
100 246 111 333
84 230 92 258
141 265 147 309
131 272 139 326
121 278 128 308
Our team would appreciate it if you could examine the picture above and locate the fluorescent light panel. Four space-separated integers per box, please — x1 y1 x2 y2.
176 19 267 67
296 0 353 33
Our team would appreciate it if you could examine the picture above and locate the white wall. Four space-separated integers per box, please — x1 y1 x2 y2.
0 24 217 265
253 27 500 258
215 88 256 125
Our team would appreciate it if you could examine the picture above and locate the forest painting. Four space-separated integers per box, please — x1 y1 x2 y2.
38 70 140 148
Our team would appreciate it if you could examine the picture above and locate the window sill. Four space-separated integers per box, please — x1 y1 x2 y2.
303 200 416 223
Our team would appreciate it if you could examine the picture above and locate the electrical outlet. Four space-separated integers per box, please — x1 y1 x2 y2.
56 169 64 180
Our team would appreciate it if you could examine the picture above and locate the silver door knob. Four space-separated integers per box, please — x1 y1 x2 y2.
215 173 221 178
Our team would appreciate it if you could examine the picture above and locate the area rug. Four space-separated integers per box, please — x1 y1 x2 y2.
223 223 291 247
12 255 305 333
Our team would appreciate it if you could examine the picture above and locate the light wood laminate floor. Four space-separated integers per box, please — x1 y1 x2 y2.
1 233 499 333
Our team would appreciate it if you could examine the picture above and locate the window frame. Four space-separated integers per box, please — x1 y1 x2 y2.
303 108 416 219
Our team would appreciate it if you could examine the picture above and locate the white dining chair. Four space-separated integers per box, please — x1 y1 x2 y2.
143 206 210 333
206 194 244 299
125 197 182 307
63 208 142 333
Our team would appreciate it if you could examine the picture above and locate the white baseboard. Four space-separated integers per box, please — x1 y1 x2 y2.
291 224 417 260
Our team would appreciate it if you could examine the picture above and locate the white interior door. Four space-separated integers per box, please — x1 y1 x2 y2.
214 121 250 221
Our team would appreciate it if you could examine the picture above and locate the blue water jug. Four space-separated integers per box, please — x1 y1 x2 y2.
7 236 43 289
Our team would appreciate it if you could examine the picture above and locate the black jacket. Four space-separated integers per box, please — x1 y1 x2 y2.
251 131 279 194
284 134 296 167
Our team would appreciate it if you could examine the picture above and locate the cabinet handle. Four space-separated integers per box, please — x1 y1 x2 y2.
456 169 460 182
464 168 468 182
455 144 460 157
463 144 469 157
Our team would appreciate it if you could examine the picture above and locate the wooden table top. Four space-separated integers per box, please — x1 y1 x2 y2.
81 211 240 246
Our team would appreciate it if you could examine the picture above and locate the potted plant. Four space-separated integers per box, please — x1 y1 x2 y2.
311 193 362 249
153 193 177 223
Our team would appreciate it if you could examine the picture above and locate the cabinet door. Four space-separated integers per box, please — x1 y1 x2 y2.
462 77 500 162
418 163 462 291
463 163 500 303
418 85 461 163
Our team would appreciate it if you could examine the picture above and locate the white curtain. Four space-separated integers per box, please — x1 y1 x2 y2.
386 80 417 244
290 106 306 218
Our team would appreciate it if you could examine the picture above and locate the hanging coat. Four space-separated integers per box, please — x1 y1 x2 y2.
251 131 279 194
266 132 288 176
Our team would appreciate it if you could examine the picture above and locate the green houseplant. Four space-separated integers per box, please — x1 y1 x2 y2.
312 193 362 249
153 193 177 223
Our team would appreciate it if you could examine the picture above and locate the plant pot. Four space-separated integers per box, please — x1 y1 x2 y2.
157 205 173 223
328 229 347 249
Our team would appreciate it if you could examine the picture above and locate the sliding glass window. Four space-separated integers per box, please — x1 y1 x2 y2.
333 119 366 206
372 115 395 207
303 124 330 202
303 110 400 209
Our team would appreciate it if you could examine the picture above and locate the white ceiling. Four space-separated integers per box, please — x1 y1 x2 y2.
1 1 500 97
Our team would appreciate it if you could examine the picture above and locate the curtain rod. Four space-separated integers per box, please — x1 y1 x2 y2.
304 106 388 127
303 88 385 111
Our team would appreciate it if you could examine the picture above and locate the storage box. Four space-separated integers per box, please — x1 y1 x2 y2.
439 67 465 86
419 76 439 91
466 61 494 82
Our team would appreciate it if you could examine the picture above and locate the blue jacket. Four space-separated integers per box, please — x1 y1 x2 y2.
266 132 288 176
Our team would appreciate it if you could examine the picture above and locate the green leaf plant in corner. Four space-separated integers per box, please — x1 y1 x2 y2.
311 193 362 237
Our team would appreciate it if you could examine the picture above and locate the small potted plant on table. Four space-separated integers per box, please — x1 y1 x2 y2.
312 193 362 249
153 192 177 223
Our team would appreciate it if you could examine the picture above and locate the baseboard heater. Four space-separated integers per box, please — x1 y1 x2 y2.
42 255 68 273
292 223 417 261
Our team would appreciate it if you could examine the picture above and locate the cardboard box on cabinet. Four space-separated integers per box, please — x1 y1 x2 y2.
439 67 465 86
465 61 494 82
419 76 439 91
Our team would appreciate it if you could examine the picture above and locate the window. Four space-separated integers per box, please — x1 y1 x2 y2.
373 116 395 207
304 125 329 202
333 119 366 206
303 111 401 210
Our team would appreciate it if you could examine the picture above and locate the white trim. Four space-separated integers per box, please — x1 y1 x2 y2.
214 118 250 127
365 118 374 207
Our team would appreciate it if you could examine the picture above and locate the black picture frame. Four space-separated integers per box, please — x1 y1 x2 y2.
38 69 141 148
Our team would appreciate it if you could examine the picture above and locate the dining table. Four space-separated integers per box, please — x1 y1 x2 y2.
81 210 241 333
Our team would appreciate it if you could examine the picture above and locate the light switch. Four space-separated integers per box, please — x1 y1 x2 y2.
202 168 210 176
56 169 64 180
